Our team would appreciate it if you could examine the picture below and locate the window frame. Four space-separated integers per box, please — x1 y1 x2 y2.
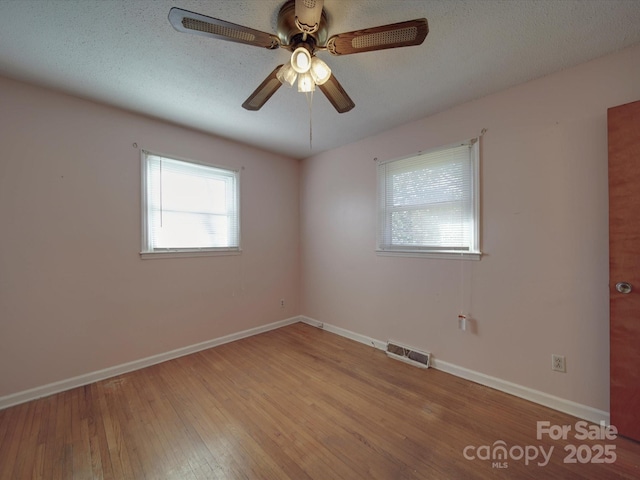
376 139 481 260
140 150 241 259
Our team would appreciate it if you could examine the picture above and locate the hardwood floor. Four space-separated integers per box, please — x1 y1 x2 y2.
1 322 639 479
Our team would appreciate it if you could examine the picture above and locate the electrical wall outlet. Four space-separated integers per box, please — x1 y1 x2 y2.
280 299 285 308
552 354 566 373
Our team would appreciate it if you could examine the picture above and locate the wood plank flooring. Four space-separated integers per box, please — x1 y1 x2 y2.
1 322 639 479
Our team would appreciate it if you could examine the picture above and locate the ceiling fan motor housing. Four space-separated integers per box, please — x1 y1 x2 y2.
277 0 328 51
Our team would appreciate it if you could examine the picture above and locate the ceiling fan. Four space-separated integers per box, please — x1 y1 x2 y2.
168 0 428 113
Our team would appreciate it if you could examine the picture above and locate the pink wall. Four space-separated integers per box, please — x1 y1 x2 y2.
300 44 640 412
2 43 639 412
0 76 300 397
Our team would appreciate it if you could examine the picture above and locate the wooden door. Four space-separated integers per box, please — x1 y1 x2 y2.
608 99 640 442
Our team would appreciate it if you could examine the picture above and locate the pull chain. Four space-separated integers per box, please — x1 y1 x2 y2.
306 90 314 150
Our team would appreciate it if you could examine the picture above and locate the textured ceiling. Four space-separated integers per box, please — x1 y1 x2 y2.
1 0 639 159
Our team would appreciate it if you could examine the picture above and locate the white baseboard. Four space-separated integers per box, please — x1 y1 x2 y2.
299 316 610 425
430 358 609 425
299 316 387 350
2 315 611 426
0 316 301 411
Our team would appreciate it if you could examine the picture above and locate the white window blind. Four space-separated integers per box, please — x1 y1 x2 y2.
377 140 480 258
141 151 240 256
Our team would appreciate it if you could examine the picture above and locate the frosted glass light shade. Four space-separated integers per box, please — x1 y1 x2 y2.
291 47 312 74
297 72 315 92
276 63 297 87
310 57 331 85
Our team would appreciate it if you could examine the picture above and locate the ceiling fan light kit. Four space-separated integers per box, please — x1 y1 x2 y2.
168 0 429 113
309 57 331 85
297 72 315 93
291 46 312 73
276 62 297 87
277 48 331 92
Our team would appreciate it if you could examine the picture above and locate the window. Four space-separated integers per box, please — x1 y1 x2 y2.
377 139 480 259
141 151 240 258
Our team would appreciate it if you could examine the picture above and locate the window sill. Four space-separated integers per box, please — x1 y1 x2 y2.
140 248 241 260
376 249 482 261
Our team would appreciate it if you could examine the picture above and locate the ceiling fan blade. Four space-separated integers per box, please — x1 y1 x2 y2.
242 65 284 111
326 18 428 56
295 0 324 32
318 73 355 113
168 7 280 49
